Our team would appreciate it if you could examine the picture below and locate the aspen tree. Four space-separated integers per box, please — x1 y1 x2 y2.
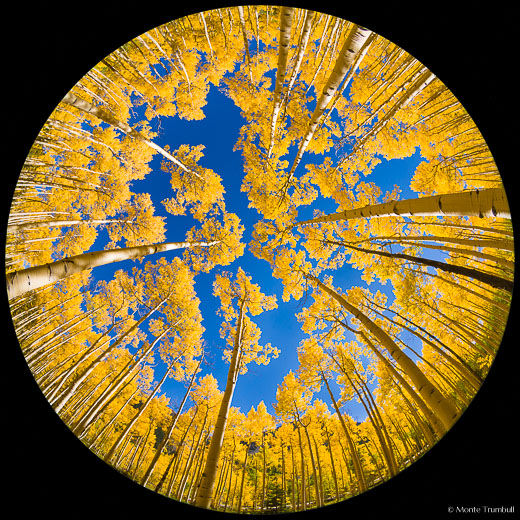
6 238 219 299
305 274 459 430
292 187 511 228
268 6 295 156
281 23 372 194
194 269 278 508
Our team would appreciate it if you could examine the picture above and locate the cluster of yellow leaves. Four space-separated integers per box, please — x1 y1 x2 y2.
183 212 245 273
161 144 225 220
213 267 279 372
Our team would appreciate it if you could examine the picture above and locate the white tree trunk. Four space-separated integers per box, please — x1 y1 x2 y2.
308 274 460 430
6 240 218 300
293 187 511 228
52 298 167 414
194 300 245 508
104 358 176 463
62 91 198 175
267 6 295 156
286 24 372 182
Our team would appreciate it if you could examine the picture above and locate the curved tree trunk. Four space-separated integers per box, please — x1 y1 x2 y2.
293 187 510 228
6 239 218 300
284 24 372 185
74 325 174 437
321 370 367 493
52 296 168 414
336 241 514 293
140 356 203 487
194 299 246 508
62 91 197 174
307 274 459 430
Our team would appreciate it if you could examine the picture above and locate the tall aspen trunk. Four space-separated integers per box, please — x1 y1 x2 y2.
177 416 207 501
104 358 175 463
358 331 446 438
194 300 246 508
290 441 296 511
366 295 490 384
261 433 267 511
312 435 325 506
283 10 315 101
237 443 250 513
346 371 397 477
24 306 101 365
397 385 436 448
280 442 286 509
302 424 322 507
350 69 435 154
52 297 167 414
7 218 132 233
321 370 367 493
46 325 117 405
293 187 510 228
237 6 253 82
155 410 197 493
222 448 236 512
268 7 294 155
357 372 400 475
308 274 459 430
324 428 340 501
89 387 141 451
7 239 218 300
62 91 196 173
74 326 173 436
296 426 306 510
285 24 372 183
141 357 202 487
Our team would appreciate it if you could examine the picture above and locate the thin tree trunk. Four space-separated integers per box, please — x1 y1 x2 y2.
52 297 168 414
74 326 174 437
155 409 198 493
194 299 246 508
321 370 367 493
104 358 176 463
307 274 459 430
296 426 306 510
324 428 340 502
7 218 131 233
62 91 195 172
140 356 202 487
302 424 322 507
284 24 372 185
358 331 445 439
336 241 513 293
237 442 250 513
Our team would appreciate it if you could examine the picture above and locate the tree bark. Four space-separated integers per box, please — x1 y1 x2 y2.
6 239 218 300
307 274 459 430
140 356 202 487
337 241 514 293
194 299 246 508
52 297 168 414
294 187 510 228
62 91 195 172
268 6 295 156
321 370 367 493
285 24 372 183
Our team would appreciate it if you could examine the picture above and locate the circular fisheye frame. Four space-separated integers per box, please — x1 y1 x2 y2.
6 5 514 514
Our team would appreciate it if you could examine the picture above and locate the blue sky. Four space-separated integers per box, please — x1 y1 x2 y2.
88 79 425 423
